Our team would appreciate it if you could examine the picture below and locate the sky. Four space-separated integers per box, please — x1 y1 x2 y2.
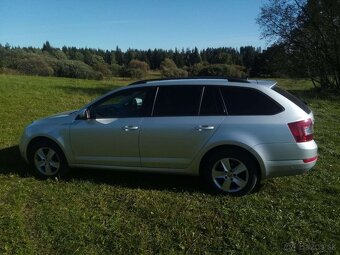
0 0 268 51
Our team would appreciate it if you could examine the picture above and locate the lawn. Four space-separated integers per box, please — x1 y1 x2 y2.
0 74 339 254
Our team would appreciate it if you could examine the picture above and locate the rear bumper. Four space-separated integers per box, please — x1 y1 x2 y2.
264 158 317 178
253 140 318 179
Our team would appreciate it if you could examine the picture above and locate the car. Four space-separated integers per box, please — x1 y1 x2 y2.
19 77 318 196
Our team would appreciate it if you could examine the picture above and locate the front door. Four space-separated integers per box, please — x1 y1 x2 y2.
70 86 155 167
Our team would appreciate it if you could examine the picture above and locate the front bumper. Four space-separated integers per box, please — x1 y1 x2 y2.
19 129 29 163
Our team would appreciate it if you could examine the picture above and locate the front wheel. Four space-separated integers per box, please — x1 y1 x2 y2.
201 149 259 196
28 140 69 179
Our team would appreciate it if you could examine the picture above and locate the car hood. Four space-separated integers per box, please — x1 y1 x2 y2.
32 110 79 125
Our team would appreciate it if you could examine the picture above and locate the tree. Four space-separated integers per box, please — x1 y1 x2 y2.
122 60 150 78
173 48 185 68
240 46 259 70
257 0 340 89
188 47 202 65
0 45 5 69
103 50 116 65
42 41 53 53
16 56 54 76
55 60 102 80
124 49 136 65
197 64 246 78
160 58 188 78
115 46 124 65
128 60 149 73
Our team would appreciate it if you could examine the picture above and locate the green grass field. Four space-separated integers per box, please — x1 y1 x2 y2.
0 74 339 254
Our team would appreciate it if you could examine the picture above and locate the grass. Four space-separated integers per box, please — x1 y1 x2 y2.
0 74 339 254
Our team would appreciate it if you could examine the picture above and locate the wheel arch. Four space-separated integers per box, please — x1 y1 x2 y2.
26 136 69 164
199 144 265 180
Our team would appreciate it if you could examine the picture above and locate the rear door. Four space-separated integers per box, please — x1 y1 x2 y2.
139 85 226 169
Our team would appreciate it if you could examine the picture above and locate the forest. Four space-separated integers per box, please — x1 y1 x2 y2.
0 42 267 79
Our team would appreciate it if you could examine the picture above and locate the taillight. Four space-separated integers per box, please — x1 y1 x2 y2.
288 118 313 142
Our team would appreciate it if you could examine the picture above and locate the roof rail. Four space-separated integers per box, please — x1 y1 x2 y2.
128 76 250 85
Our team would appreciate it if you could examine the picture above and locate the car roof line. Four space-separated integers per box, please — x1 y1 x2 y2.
128 76 251 85
128 77 277 87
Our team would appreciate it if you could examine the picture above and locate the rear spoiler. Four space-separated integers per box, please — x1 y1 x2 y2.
247 80 277 88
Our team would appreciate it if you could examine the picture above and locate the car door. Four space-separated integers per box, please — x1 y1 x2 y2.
139 85 226 169
70 86 155 167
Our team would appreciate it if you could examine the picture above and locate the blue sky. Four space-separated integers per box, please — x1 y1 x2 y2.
0 0 267 51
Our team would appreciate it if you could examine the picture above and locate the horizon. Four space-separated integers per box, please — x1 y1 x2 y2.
0 40 265 53
0 0 268 51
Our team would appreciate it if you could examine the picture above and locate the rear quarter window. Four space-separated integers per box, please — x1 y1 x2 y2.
220 86 284 115
272 86 311 114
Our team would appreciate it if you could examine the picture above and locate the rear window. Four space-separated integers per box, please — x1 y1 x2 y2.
272 86 311 114
220 87 284 115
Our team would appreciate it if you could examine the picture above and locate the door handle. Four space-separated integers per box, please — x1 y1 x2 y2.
196 125 215 131
122 125 139 131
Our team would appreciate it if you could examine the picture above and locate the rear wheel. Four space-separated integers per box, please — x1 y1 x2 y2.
201 149 259 196
28 140 69 178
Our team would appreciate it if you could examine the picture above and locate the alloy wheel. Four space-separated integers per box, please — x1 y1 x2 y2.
212 158 249 192
34 147 60 176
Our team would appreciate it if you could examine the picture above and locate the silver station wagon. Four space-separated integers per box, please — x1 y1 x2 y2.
20 77 318 196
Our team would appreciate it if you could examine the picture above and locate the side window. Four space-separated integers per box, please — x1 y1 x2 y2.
90 87 155 118
153 86 202 116
200 86 225 115
220 87 284 115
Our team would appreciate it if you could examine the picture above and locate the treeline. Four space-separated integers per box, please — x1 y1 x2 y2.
0 42 274 80
0 40 326 82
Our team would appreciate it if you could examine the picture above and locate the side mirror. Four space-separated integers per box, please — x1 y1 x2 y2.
77 108 91 120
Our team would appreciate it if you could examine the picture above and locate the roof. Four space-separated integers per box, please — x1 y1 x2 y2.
128 76 277 88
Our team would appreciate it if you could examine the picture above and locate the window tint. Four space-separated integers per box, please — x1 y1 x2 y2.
153 86 202 116
200 86 225 115
91 87 155 118
220 87 284 115
272 86 311 114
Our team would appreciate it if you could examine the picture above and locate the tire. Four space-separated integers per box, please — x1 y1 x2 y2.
28 140 69 179
201 149 259 196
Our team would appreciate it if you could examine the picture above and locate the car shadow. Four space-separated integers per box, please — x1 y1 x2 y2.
0 145 202 193
68 168 202 193
0 145 28 176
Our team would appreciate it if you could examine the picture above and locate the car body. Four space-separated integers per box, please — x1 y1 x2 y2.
19 77 318 195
